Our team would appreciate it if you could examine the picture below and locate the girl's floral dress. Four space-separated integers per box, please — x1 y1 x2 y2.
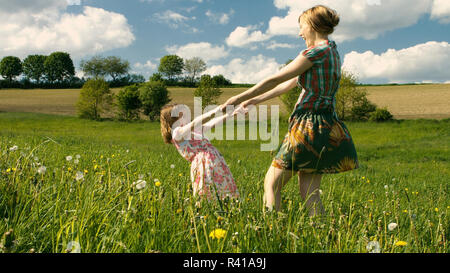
172 126 239 200
272 40 359 174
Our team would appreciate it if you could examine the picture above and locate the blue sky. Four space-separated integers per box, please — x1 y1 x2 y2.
1 0 450 84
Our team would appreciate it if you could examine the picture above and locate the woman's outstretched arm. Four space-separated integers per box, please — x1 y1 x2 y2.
220 53 313 111
242 77 298 107
172 106 221 140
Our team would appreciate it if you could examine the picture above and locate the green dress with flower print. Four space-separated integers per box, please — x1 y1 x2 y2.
272 40 359 174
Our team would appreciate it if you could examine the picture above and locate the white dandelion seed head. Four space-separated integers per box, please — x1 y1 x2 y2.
9 145 18 151
37 166 47 174
75 154 81 159
388 222 398 231
154 178 159 182
66 241 81 253
138 174 145 180
135 180 147 190
384 185 389 189
74 159 79 164
75 171 84 181
126 149 129 153
66 156 73 161
170 164 175 169
366 241 380 253
319 190 323 195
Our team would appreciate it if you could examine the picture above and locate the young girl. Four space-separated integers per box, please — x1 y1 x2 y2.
160 104 246 201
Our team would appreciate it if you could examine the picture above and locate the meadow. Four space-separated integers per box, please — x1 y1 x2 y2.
0 109 448 253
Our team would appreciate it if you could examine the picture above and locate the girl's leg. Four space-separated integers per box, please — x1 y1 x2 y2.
298 172 324 216
263 164 294 211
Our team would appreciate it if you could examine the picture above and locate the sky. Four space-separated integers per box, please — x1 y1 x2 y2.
1 0 450 84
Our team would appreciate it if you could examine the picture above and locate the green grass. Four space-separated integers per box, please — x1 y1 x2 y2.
0 112 448 253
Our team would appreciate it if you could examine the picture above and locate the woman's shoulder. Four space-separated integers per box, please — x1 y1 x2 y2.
301 40 337 64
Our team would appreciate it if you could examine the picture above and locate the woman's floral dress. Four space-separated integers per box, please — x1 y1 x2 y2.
272 40 359 174
172 126 239 200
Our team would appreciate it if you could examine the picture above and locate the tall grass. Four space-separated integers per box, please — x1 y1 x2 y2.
0 112 448 253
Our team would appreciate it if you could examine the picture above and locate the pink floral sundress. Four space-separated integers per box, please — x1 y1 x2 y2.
171 127 239 200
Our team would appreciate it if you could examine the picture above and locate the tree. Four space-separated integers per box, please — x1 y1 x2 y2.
158 55 184 81
44 52 75 83
279 59 301 112
184 57 206 83
104 56 130 81
80 55 107 79
212 74 232 87
149 73 164 83
194 75 223 109
0 56 22 82
335 70 376 121
22 55 47 84
138 81 171 121
116 84 142 120
76 78 113 120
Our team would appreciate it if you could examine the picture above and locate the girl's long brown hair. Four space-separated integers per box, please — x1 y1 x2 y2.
160 104 180 144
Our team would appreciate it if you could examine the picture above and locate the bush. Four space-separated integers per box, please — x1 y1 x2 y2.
369 107 394 122
280 86 301 113
139 81 171 121
335 70 377 121
116 84 142 121
194 75 223 109
76 78 113 120
212 74 232 87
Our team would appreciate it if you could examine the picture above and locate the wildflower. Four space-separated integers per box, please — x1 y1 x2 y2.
217 216 224 222
384 185 388 189
37 166 47 174
179 173 182 177
176 208 182 214
170 164 175 169
66 241 81 253
209 228 227 240
6 168 11 173
66 156 73 161
388 223 398 231
366 241 381 253
404 188 408 191
155 181 161 187
126 149 129 153
434 208 439 212
368 200 373 203
10 145 18 151
84 169 88 174
403 209 408 213
74 159 79 164
75 171 84 181
68 167 72 172
94 165 99 170
135 180 147 190
394 241 407 247
75 155 81 159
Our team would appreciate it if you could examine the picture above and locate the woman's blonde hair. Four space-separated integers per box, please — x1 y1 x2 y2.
160 104 180 144
299 5 340 35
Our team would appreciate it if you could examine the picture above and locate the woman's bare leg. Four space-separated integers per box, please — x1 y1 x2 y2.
298 172 324 216
263 164 294 211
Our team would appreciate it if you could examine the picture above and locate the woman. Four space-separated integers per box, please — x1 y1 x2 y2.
220 5 359 216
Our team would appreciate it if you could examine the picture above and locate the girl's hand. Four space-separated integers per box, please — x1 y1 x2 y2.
233 100 252 115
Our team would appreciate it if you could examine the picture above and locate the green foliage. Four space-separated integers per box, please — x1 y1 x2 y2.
44 52 75 83
116 84 142 121
158 55 184 80
280 86 301 113
0 56 22 82
212 74 232 87
149 73 164 83
194 75 223 109
369 107 394 122
22 55 47 84
76 78 113 120
336 70 377 121
80 55 107 79
138 81 171 121
184 57 206 83
104 56 130 81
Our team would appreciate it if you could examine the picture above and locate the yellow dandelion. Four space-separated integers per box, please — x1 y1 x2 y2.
176 208 182 214
84 169 88 174
403 209 408 213
12 168 16 172
112 154 115 158
394 241 407 247
209 228 227 240
155 181 161 187
217 216 224 222
434 208 439 212
94 165 99 170
68 167 72 172
405 188 408 191
368 200 373 203
179 173 182 177
6 168 11 173
100 155 104 159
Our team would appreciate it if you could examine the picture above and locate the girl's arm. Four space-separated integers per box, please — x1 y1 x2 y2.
220 53 313 110
173 106 222 140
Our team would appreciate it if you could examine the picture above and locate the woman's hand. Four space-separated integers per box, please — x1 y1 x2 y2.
220 96 241 112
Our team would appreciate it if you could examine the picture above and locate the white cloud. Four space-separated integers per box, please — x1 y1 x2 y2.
132 60 158 77
266 41 296 50
431 0 450 23
153 10 193 28
227 0 440 46
226 25 271 48
205 9 234 25
165 42 229 62
342 41 450 83
204 55 281 84
0 1 135 58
